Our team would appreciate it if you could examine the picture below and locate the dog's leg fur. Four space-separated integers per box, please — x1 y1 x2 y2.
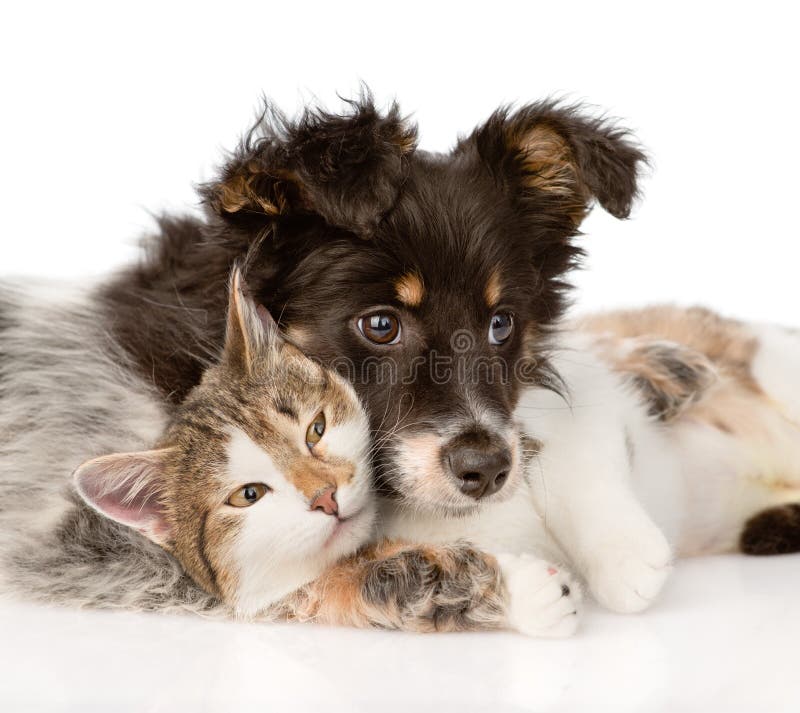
518 336 675 614
737 325 800 554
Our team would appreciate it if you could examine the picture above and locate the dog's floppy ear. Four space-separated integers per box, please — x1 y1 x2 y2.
467 101 647 226
203 95 417 237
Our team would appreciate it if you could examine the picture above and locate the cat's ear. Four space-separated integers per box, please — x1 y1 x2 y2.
224 265 281 374
73 449 174 547
464 101 647 227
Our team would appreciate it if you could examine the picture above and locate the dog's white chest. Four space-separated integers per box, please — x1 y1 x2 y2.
377 482 562 559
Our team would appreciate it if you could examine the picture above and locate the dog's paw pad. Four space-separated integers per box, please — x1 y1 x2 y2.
496 553 581 638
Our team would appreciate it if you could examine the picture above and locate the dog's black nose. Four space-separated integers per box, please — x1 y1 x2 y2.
445 440 511 500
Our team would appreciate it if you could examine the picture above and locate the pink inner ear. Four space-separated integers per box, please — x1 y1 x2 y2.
94 488 170 539
75 452 172 543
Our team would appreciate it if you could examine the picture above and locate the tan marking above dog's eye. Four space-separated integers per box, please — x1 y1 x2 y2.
306 411 326 449
394 273 425 307
484 269 503 308
227 483 269 507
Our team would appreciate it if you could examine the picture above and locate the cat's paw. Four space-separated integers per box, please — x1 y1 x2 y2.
496 553 581 638
586 527 674 614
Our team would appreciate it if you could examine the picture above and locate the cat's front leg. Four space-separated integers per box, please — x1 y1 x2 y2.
276 539 581 637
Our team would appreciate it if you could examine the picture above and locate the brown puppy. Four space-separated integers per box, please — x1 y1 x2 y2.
102 94 646 515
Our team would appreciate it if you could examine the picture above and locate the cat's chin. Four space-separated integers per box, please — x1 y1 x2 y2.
322 502 377 555
232 501 377 619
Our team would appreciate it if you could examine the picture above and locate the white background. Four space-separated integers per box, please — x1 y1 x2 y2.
2 2 799 712
2 2 799 325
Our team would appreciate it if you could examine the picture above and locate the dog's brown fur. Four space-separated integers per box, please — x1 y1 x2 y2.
740 505 800 555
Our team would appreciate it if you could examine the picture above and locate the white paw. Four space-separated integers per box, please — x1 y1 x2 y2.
587 526 674 614
496 553 581 638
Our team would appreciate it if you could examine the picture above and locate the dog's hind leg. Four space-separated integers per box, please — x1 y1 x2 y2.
733 324 800 555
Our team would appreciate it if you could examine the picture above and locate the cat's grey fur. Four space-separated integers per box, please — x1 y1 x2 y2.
0 279 222 616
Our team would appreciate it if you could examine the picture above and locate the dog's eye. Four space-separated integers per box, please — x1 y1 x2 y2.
306 411 326 449
357 313 401 345
227 483 269 507
489 312 514 345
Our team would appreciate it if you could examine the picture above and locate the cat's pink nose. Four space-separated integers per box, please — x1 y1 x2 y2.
310 487 338 517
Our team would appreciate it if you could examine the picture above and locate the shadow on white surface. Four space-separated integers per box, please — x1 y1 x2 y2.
2 554 798 712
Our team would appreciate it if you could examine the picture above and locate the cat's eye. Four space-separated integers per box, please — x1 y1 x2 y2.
306 411 326 449
227 483 269 507
489 312 514 345
357 313 401 345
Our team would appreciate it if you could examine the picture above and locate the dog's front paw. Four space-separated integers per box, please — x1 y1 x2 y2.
586 527 674 614
496 553 581 638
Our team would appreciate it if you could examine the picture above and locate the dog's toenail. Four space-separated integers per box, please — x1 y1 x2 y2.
561 584 570 597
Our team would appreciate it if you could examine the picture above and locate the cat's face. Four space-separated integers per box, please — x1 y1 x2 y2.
74 268 375 615
164 343 375 614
